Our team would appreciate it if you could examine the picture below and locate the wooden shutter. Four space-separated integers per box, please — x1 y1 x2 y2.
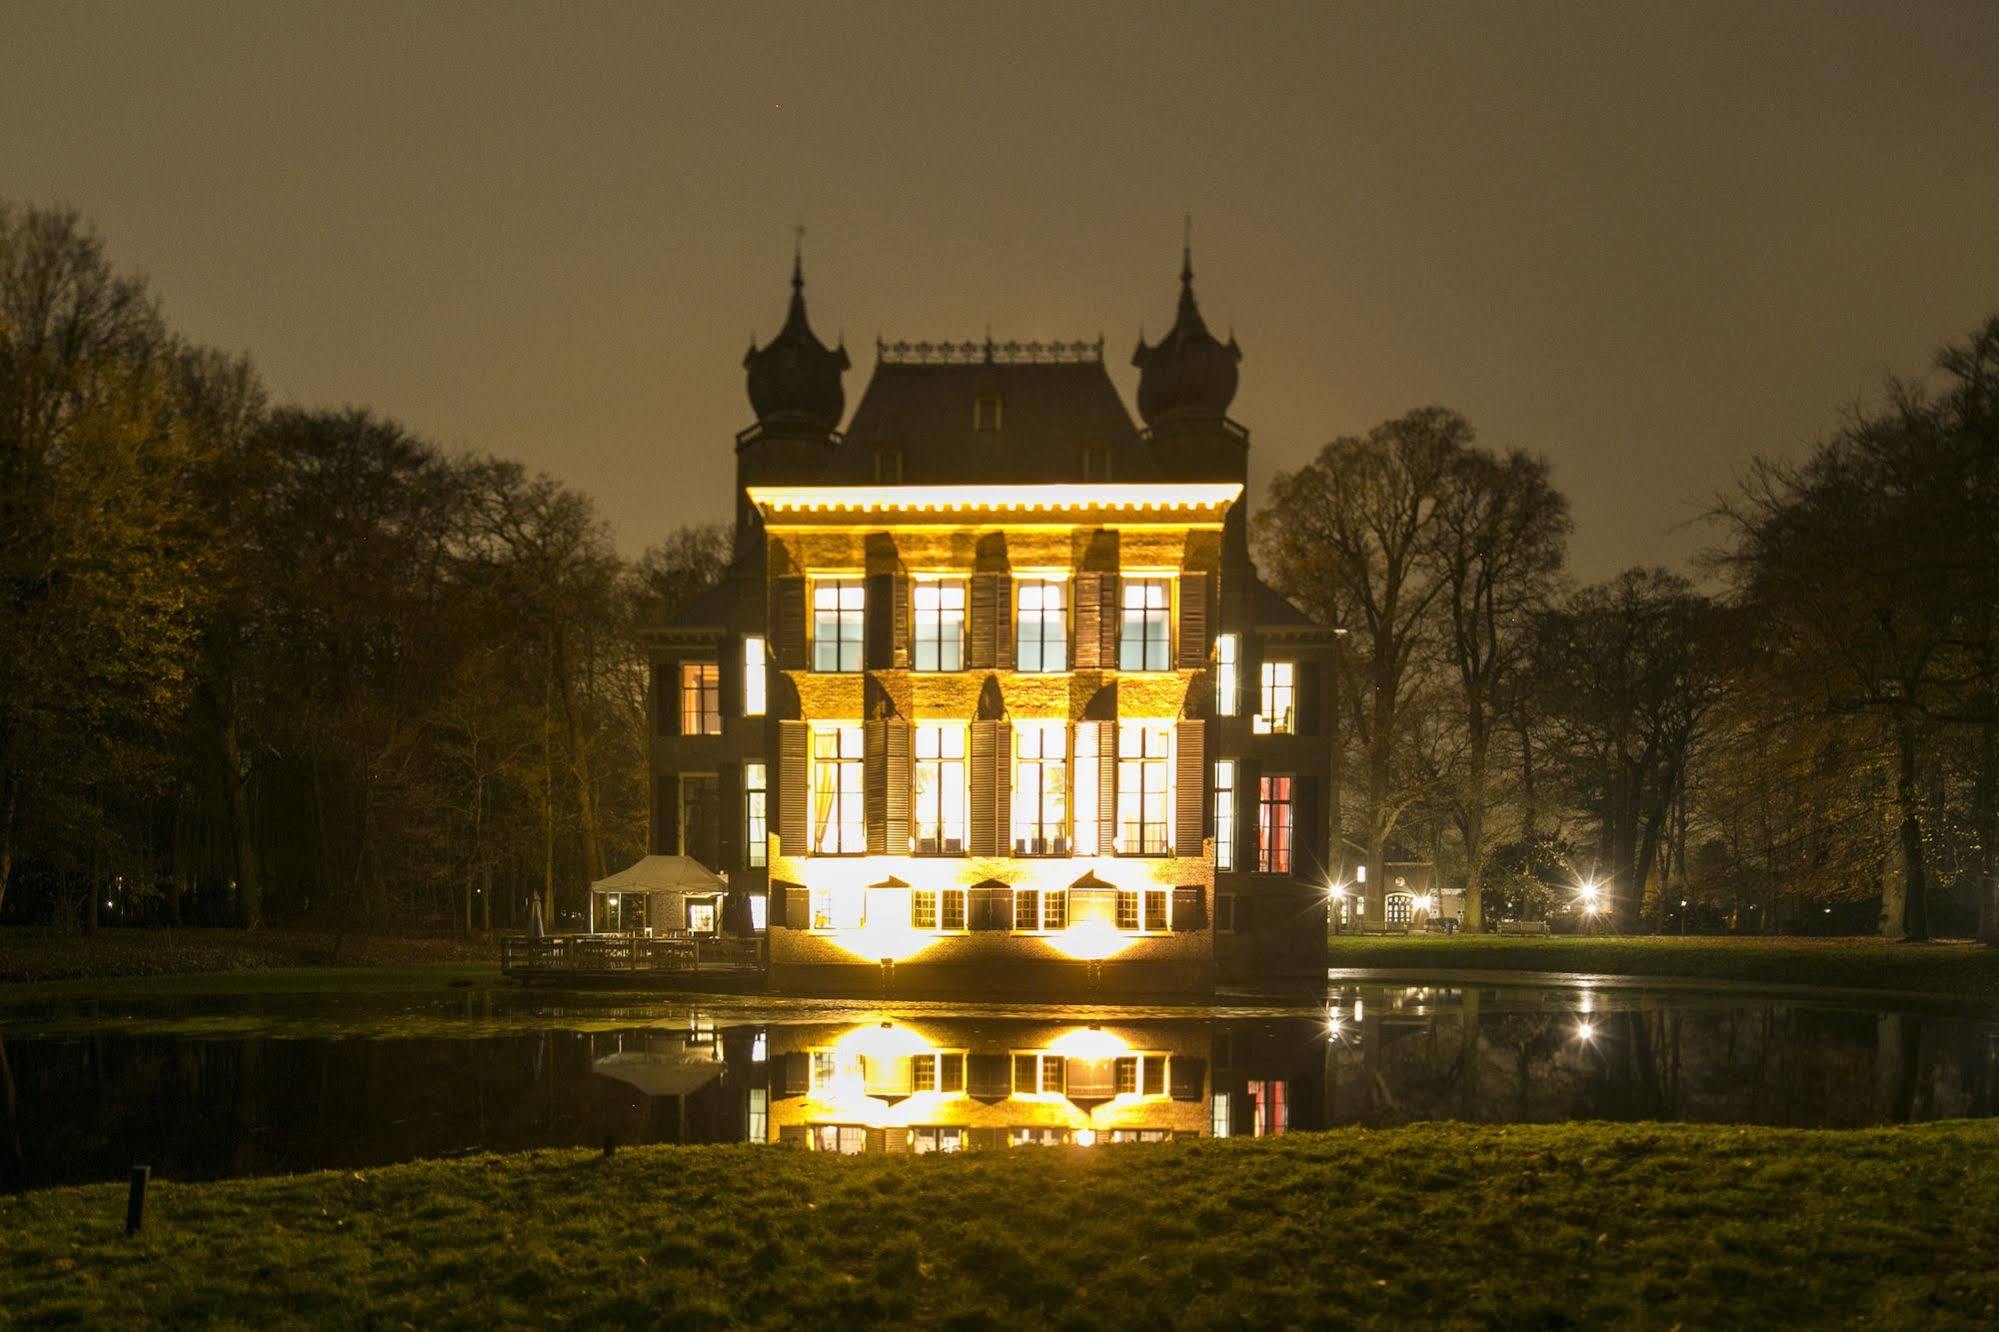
1098 574 1120 667
1175 720 1205 857
884 718 911 853
864 1127 888 1155
967 1053 1012 1101
970 721 998 855
654 663 676 736
995 576 1015 670
1295 776 1322 875
774 578 806 670
651 777 675 855
864 573 893 671
865 719 888 854
968 883 1003 932
993 721 1012 855
1098 729 1117 852
1177 572 1208 669
882 1128 911 1155
1073 573 1103 669
1170 1056 1206 1102
968 574 997 669
717 762 741 871
891 573 910 667
777 1053 810 1099
1171 885 1206 931
1297 661 1323 736
778 721 808 854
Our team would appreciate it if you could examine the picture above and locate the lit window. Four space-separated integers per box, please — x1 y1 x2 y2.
1144 1058 1165 1097
912 1052 965 1093
1011 886 1067 930
1214 759 1236 871
1115 1056 1138 1095
811 724 864 854
744 762 767 869
1211 1093 1231 1139
749 894 769 931
1254 661 1295 734
912 580 966 672
1247 1079 1288 1136
912 1126 965 1153
1116 888 1169 932
1116 721 1170 855
810 887 863 931
910 887 968 932
679 662 721 735
1074 723 1100 855
1258 775 1293 874
811 579 864 673
912 888 937 929
1012 1053 1065 1096
1015 579 1068 672
1118 578 1171 672
914 723 967 854
748 1087 768 1142
811 1124 867 1154
742 636 767 716
941 887 967 931
1042 889 1068 930
1215 634 1239 715
1012 722 1068 856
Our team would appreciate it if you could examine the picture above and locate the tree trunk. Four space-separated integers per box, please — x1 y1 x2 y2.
541 683 557 927
217 697 263 930
1895 713 1930 942
0 769 16 921
551 628 604 886
1974 711 1997 947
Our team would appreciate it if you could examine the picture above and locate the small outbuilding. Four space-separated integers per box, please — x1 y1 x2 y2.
589 855 729 936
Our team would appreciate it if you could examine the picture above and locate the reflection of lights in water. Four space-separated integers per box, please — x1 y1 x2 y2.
1579 988 1595 1016
1577 1021 1596 1042
1353 999 1365 1022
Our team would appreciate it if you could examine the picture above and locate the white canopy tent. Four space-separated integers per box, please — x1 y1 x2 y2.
589 855 728 935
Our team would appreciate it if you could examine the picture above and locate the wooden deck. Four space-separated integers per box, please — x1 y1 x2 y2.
501 933 766 987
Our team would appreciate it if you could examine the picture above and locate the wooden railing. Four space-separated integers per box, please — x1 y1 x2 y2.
501 934 766 978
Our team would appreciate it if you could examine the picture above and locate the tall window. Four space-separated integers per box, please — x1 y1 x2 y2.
1254 661 1295 734
1215 634 1240 716
811 724 864 854
744 762 768 869
742 636 767 716
679 662 720 735
1015 579 1068 672
812 579 864 673
1258 775 1293 874
1012 722 1068 855
913 723 967 854
1013 1053 1065 1095
1116 721 1171 855
748 1087 769 1143
913 581 965 672
1118 578 1171 672
1214 759 1236 871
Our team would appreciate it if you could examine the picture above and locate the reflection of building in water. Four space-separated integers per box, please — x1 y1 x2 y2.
766 1019 1212 1150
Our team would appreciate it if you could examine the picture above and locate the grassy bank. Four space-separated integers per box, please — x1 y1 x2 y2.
4 1123 1996 1328
1329 934 1999 1000
0 927 498 988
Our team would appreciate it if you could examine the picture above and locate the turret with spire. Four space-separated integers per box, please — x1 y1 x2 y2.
743 238 850 431
1132 223 1242 427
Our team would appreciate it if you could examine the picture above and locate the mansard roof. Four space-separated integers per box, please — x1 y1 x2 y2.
821 340 1160 485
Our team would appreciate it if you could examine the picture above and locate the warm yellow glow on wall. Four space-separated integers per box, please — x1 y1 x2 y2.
1045 1027 1130 1060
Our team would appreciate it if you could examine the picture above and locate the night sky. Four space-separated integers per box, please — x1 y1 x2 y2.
5 2 1995 579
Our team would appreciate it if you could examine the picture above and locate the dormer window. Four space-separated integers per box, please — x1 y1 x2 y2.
1082 446 1112 481
974 394 1002 431
874 448 904 483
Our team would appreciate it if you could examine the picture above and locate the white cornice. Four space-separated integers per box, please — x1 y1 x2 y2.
746 482 1244 518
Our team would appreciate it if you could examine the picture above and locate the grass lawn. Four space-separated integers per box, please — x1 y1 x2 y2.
1328 934 1999 1001
4 1123 1996 1328
0 927 500 991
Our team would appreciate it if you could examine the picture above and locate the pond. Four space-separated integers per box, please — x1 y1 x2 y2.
3 978 1996 1190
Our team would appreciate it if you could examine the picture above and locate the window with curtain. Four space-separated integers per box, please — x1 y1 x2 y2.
811 724 864 854
1258 775 1293 873
1012 722 1068 855
1254 660 1295 734
1214 759 1236 870
913 723 967 854
1116 721 1171 855
679 662 721 734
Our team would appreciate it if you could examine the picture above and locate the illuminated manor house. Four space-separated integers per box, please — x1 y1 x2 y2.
640 247 1341 992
